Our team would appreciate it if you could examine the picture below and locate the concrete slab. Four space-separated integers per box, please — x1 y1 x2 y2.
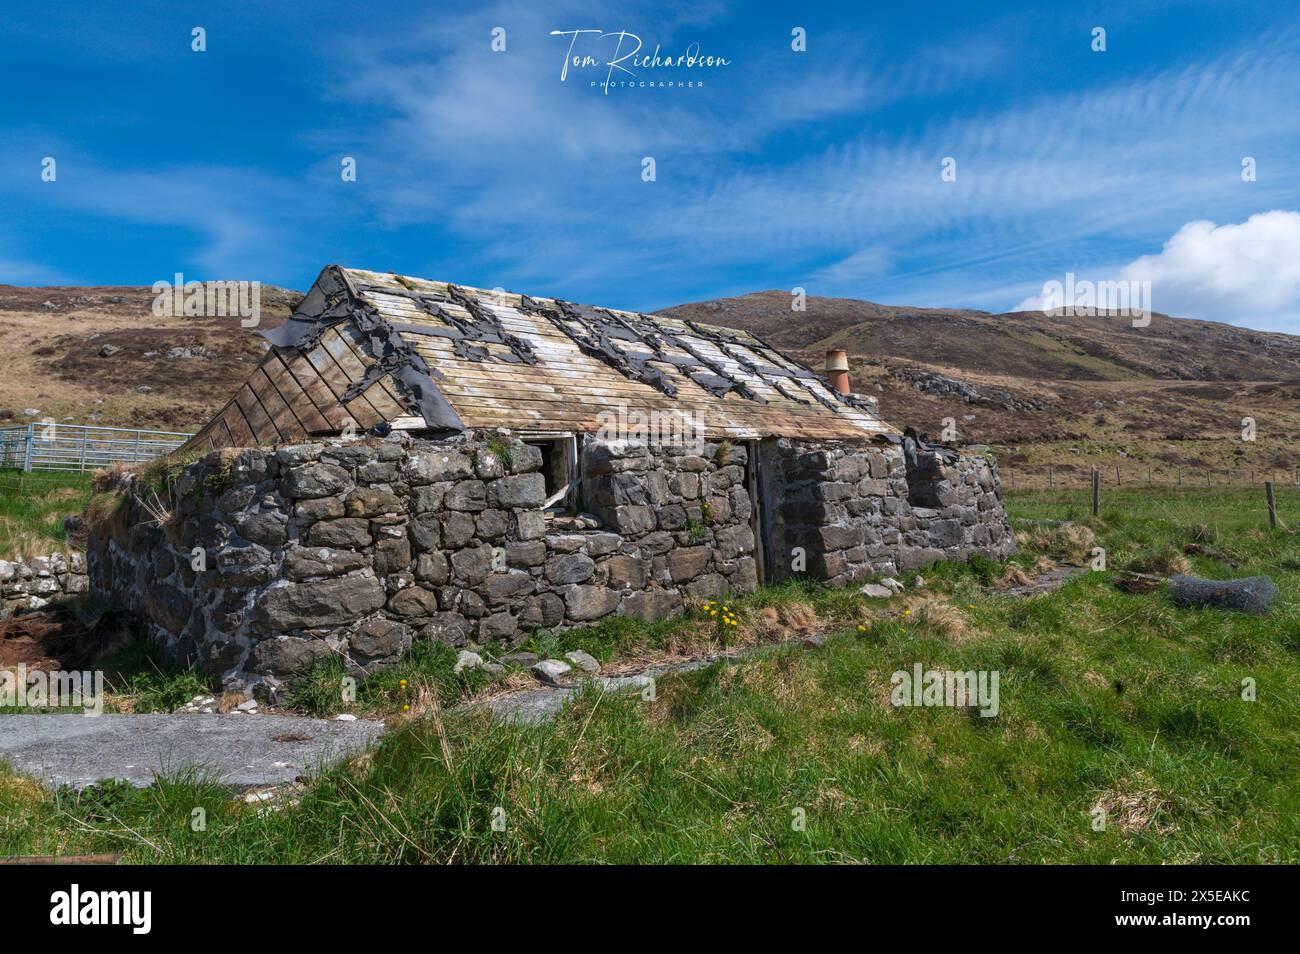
0 714 386 790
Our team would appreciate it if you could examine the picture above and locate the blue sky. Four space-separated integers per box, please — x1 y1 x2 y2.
3 0 1299 330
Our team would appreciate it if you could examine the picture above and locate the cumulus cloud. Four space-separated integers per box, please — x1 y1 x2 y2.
1014 211 1300 331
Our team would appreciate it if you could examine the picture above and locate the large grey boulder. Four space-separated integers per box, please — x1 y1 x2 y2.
255 576 386 630
283 462 353 499
348 618 412 661
490 473 547 509
403 450 472 485
250 635 333 675
1169 575 1278 614
546 553 595 585
283 547 369 581
564 584 621 620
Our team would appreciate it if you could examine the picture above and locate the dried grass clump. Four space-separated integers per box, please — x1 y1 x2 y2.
91 461 132 494
901 595 968 642
0 769 50 810
1129 545 1191 576
752 601 822 641
0 522 71 562
1026 523 1095 564
81 491 124 534
998 565 1034 589
1090 782 1175 835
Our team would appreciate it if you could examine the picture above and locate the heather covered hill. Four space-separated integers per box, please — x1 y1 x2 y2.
658 290 1300 382
0 284 297 432
658 291 1300 479
2 281 1298 480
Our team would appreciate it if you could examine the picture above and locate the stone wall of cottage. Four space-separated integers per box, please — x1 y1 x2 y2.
0 553 89 618
759 438 1014 585
87 432 758 697
87 430 1013 696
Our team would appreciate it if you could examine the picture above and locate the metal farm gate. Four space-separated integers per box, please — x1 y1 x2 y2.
0 423 193 472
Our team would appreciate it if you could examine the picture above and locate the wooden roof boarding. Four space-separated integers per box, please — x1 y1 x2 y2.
181 266 892 453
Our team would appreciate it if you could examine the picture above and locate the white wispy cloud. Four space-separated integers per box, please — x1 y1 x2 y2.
3 1 1298 336
325 5 1300 324
1015 210 1300 330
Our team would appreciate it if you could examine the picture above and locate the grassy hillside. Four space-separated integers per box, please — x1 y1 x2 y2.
0 284 297 433
4 488 1296 863
659 292 1300 480
659 290 1300 381
3 282 1298 485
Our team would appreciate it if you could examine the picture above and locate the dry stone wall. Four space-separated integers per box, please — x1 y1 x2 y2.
1 553 88 618
759 438 1014 585
87 429 1012 698
88 432 758 699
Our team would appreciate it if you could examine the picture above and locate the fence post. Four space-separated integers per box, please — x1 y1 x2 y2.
1266 481 1278 528
1092 468 1100 517
134 430 142 464
22 423 34 473
79 427 89 472
1048 466 1054 489
1147 464 1152 486
1178 465 1183 486
1115 465 1121 486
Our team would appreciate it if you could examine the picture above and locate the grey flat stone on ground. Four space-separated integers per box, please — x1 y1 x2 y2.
0 714 386 790
471 639 823 725
1169 574 1278 614
1003 565 1088 597
532 658 572 685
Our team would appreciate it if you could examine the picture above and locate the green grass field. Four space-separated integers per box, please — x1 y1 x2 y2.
2 488 1297 863
0 468 93 561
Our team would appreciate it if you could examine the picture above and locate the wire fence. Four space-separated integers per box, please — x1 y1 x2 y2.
0 423 193 473
1000 463 1300 493
1003 465 1299 530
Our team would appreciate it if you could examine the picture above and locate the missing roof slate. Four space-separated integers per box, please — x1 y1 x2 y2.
523 296 773 402
185 265 892 453
350 280 539 367
523 297 681 397
261 267 464 433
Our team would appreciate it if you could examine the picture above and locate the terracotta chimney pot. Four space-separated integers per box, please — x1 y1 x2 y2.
825 349 850 395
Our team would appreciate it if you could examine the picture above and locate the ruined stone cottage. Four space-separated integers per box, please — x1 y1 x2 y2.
88 266 1013 696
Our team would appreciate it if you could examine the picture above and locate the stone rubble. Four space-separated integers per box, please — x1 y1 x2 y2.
0 553 89 618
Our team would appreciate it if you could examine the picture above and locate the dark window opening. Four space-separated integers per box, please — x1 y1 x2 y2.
525 436 577 509
903 446 948 508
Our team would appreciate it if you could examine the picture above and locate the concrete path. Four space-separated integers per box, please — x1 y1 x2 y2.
0 714 385 790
